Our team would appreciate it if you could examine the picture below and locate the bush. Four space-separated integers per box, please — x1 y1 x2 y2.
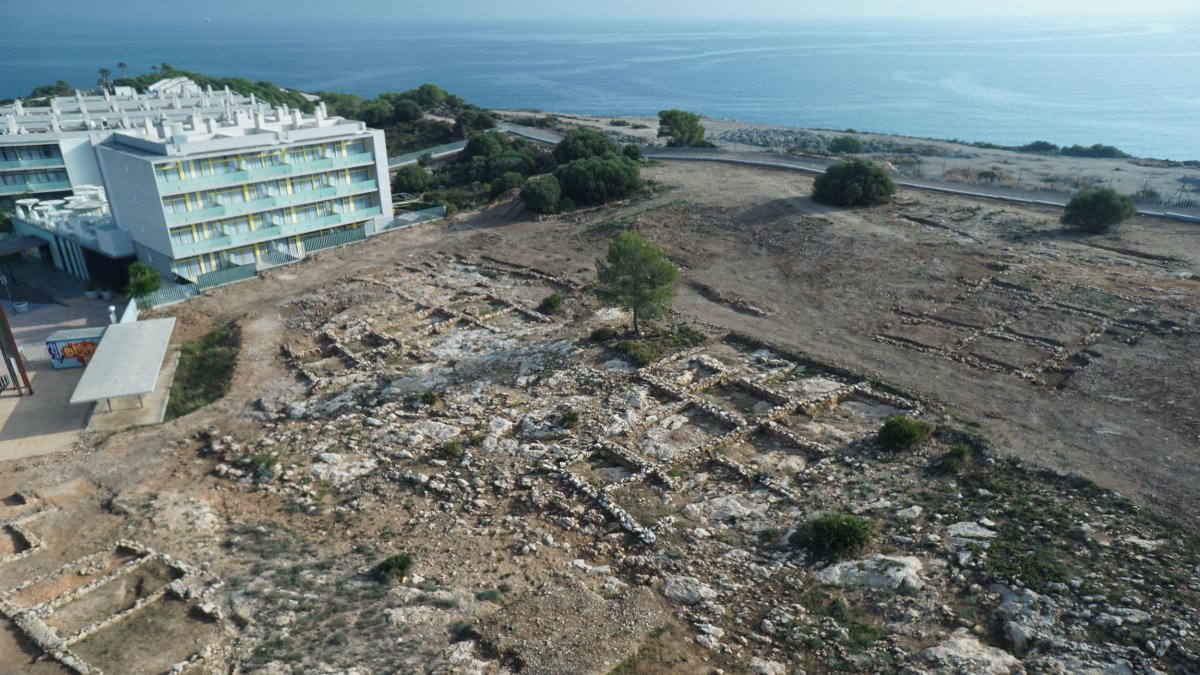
613 325 707 366
490 171 526 197
934 442 973 474
554 155 643 206
374 553 414 583
1061 188 1135 234
393 164 433 194
812 159 896 207
521 175 562 214
1061 143 1128 159
420 390 439 405
560 409 580 428
791 514 874 560
622 144 644 161
554 127 619 164
828 136 866 154
877 415 933 451
537 292 563 314
439 441 464 458
1019 140 1059 154
125 261 161 298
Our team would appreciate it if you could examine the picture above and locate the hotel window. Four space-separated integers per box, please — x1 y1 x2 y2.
170 229 196 246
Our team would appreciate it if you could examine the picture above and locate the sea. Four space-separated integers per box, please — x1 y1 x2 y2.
2 17 1199 160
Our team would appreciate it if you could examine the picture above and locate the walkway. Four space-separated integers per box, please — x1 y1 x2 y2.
0 363 90 462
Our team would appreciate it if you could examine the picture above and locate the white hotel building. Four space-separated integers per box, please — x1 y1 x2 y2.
1 79 393 282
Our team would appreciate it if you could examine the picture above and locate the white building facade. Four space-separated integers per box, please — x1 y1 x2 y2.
1 81 394 283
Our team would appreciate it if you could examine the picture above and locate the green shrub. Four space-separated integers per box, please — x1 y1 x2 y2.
125 261 162 299
521 175 561 214
1061 187 1135 234
537 292 563 314
877 415 933 451
469 433 485 446
613 325 707 366
791 514 874 560
609 119 631 127
475 588 504 602
812 159 896 207
560 409 580 428
440 441 464 458
554 155 643 206
934 442 973 474
420 390 439 405
490 171 526 197
374 553 414 583
828 136 866 154
1061 143 1128 159
622 144 644 161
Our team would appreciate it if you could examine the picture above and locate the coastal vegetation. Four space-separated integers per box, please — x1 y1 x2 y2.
319 83 496 155
657 109 715 148
1062 187 1136 234
811 159 897 207
518 128 644 213
828 136 867 154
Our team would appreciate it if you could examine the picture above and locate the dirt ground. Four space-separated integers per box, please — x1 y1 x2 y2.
0 159 1197 673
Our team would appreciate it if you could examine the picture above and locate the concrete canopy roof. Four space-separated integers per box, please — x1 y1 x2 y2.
70 318 175 404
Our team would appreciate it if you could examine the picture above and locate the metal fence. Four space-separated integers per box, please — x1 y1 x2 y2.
138 282 200 309
380 206 447 232
303 226 367 253
16 342 50 363
388 140 468 168
197 262 258 290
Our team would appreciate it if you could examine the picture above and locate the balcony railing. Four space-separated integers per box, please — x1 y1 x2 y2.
170 206 382 257
0 157 66 171
0 180 72 195
164 180 379 227
157 152 377 196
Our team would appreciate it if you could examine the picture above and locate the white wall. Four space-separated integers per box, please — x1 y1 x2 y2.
94 146 172 260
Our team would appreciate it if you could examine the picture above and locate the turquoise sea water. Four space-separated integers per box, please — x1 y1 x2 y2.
2 18 1199 159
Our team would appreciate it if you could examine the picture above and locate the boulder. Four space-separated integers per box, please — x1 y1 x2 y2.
814 554 925 592
921 629 1024 674
661 575 717 605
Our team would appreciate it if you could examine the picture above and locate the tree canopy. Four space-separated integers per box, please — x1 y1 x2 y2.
554 155 643 207
595 231 678 335
553 128 619 164
657 109 712 148
811 159 897 207
1061 188 1136 234
521 176 562 214
393 164 433 195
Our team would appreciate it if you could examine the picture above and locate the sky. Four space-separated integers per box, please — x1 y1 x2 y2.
5 0 1200 23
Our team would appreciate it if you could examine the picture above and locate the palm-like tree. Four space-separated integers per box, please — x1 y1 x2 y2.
98 67 112 90
117 62 127 78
